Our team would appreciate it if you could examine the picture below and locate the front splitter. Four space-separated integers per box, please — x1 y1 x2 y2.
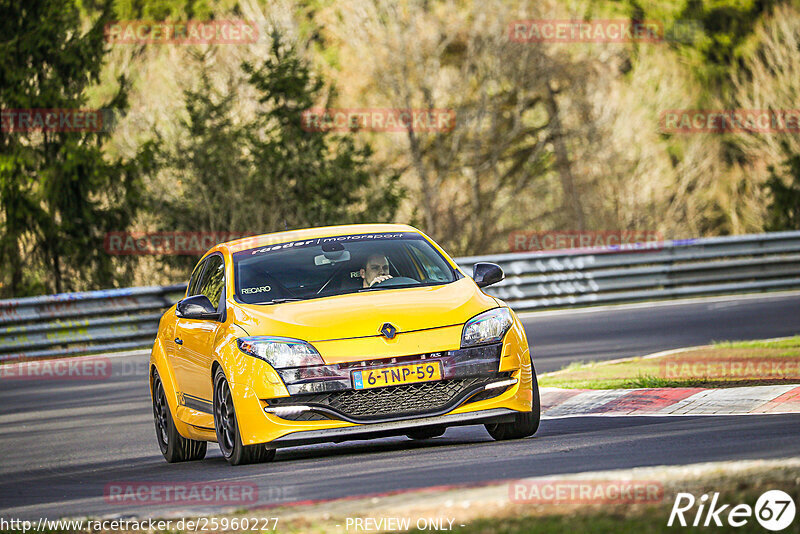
267 408 518 448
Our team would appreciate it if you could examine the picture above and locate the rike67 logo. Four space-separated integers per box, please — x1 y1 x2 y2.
668 490 796 531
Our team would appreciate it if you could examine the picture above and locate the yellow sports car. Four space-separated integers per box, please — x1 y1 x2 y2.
150 224 539 465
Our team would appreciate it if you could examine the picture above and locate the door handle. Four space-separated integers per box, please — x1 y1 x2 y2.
174 337 183 345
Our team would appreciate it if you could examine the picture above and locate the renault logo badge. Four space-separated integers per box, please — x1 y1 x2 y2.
380 323 398 339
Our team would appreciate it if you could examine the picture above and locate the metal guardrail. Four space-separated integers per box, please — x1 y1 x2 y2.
2 231 800 361
457 231 800 309
0 285 186 361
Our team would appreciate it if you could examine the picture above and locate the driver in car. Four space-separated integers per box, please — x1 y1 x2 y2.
360 254 393 288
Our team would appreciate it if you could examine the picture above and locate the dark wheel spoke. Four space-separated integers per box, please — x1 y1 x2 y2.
214 374 238 457
152 377 169 446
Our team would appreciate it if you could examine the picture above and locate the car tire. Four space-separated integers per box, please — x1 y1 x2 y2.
213 368 276 466
485 371 541 441
152 370 207 462
406 426 446 440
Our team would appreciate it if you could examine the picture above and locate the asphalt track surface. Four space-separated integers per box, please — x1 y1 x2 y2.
1 292 799 520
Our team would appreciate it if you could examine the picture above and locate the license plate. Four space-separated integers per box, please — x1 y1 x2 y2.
352 361 443 390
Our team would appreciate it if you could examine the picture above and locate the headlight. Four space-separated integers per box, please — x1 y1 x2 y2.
461 308 513 347
236 336 324 368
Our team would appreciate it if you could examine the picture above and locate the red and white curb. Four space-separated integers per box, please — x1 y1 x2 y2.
540 384 800 418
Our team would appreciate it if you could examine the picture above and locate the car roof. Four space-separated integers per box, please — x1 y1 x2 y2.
210 223 420 256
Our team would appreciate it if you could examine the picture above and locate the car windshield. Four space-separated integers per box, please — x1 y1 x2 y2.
232 232 458 304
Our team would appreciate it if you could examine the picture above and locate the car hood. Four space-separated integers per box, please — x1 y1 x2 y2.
229 277 498 357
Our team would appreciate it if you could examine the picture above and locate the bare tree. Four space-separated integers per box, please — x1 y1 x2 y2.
327 0 602 254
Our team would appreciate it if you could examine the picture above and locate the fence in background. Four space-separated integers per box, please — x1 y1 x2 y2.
0 285 186 361
2 231 800 361
457 231 800 310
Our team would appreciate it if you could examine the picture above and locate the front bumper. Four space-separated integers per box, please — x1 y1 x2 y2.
229 332 534 446
264 343 510 423
264 373 517 424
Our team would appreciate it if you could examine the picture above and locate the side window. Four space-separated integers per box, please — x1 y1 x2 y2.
187 259 206 296
408 243 449 281
198 255 225 310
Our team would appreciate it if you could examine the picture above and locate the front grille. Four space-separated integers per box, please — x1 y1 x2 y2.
330 377 484 418
267 372 512 422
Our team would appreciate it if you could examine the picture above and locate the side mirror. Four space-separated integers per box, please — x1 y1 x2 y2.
472 262 504 288
176 295 219 320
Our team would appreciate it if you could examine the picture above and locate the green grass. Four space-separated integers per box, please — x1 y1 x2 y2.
539 336 800 390
713 336 800 349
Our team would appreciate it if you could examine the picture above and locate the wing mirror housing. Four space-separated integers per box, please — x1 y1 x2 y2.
176 295 220 320
472 262 504 288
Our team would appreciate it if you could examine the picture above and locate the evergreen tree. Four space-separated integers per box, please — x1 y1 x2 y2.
0 0 145 296
243 35 402 229
154 36 402 272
